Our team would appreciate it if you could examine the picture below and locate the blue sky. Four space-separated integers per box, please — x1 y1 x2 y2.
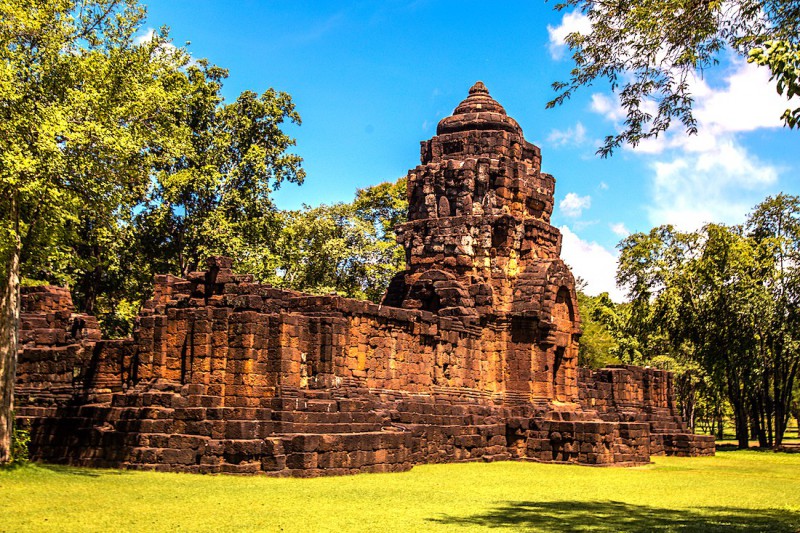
142 1 800 300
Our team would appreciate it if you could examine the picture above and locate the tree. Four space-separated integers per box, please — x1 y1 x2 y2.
548 0 800 156
0 0 190 463
617 206 800 448
269 178 407 302
41 58 308 337
577 288 627 368
69 211 141 336
791 379 800 438
133 59 304 282
576 291 620 368
749 40 800 128
745 194 800 446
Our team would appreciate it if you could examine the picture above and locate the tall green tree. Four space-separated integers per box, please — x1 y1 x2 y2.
549 0 800 155
268 178 407 303
746 194 800 446
133 59 304 283
0 0 190 463
690 224 767 448
50 58 307 336
617 210 800 448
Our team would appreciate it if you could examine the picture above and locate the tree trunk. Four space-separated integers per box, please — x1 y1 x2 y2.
766 404 774 448
728 374 749 449
764 373 774 447
679 375 697 433
0 195 21 463
85 268 98 315
732 398 750 449
775 401 786 447
751 394 769 448
749 410 760 441
80 262 102 315
774 362 798 447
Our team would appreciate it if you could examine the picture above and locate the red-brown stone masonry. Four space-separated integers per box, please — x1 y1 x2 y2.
14 268 712 472
13 83 712 474
15 268 572 408
15 286 113 405
578 366 715 456
130 274 511 400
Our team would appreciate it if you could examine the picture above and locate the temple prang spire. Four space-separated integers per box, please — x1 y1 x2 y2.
11 81 714 475
385 82 580 402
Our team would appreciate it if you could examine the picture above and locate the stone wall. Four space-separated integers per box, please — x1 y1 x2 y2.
14 82 713 475
15 262 710 475
129 260 503 399
15 285 119 406
578 366 715 456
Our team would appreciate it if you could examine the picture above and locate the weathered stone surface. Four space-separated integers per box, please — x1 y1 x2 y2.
14 82 713 476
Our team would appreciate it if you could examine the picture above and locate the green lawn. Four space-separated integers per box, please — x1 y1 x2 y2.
1 451 799 532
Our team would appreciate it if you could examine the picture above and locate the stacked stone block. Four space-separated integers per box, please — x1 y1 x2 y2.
578 366 715 456
15 82 712 475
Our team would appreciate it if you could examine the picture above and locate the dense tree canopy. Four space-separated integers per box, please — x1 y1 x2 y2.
3 10 307 340
266 178 407 303
549 0 800 155
575 288 717 432
0 0 194 462
575 290 622 369
119 59 305 327
135 60 304 278
616 195 800 447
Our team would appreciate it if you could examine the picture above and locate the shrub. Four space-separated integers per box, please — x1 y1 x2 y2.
11 416 30 464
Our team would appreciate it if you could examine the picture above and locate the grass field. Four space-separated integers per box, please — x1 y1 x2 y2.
1 450 799 532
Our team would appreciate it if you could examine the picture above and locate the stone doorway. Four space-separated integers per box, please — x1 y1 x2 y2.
552 346 565 401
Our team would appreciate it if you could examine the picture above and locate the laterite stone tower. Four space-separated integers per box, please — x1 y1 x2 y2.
385 81 581 404
14 82 713 476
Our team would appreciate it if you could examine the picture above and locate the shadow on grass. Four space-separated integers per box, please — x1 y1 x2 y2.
38 463 130 477
429 500 800 532
0 461 29 472
716 444 800 454
0 461 130 477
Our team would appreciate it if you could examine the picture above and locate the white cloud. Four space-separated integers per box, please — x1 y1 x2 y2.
593 57 798 156
598 181 609 190
560 226 625 301
547 122 587 147
590 93 626 122
587 56 791 232
695 59 795 133
135 28 157 46
647 138 778 230
559 192 591 217
547 12 591 60
609 222 629 237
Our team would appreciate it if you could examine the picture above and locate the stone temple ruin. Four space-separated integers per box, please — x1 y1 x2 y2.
15 82 714 475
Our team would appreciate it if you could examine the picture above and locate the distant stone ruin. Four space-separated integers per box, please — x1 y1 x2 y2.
15 83 714 475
